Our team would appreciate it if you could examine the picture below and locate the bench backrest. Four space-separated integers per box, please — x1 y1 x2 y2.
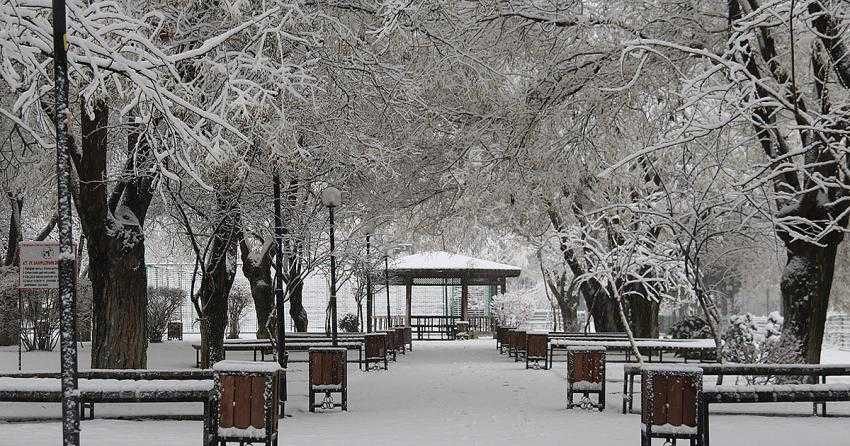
526 333 549 358
309 349 347 386
567 349 606 384
217 372 279 433
365 333 387 357
641 368 702 430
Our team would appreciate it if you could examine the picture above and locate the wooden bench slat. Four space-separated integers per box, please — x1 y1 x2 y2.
234 377 252 429
250 376 265 429
219 375 235 428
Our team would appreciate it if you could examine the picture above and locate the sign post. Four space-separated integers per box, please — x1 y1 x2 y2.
19 241 62 289
18 241 65 370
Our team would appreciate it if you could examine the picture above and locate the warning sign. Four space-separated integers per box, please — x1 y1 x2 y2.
19 241 62 290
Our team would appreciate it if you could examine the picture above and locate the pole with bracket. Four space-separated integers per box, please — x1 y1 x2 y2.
53 0 81 443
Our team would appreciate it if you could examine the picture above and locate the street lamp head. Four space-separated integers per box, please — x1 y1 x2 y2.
363 220 378 235
321 186 342 207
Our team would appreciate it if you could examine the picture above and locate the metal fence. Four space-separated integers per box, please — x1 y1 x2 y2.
826 313 850 349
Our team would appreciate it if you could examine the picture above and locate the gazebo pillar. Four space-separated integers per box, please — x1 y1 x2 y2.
405 278 412 327
499 277 507 294
460 277 469 321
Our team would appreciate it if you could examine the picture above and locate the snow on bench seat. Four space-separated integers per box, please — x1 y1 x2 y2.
642 423 698 436
703 383 850 400
571 380 603 391
0 378 213 394
552 339 716 348
218 426 266 439
213 360 282 374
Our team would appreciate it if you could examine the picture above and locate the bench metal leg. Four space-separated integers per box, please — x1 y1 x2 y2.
622 374 629 414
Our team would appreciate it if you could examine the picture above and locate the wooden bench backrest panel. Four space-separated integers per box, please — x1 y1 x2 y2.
515 331 526 349
219 374 272 430
365 334 386 357
570 350 604 383
642 371 700 428
310 350 346 386
527 334 548 357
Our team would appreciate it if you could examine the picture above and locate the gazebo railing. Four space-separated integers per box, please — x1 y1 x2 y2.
370 315 493 339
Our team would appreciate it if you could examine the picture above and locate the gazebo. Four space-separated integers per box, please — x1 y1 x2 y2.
379 251 522 327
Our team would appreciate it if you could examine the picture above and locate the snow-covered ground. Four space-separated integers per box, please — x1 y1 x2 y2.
1 340 849 445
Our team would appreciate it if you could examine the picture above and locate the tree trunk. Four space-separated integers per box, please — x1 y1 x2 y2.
545 274 579 332
197 189 240 368
628 297 659 338
74 101 154 369
780 240 840 364
288 278 308 332
4 192 23 267
583 287 624 332
90 237 148 368
240 238 274 338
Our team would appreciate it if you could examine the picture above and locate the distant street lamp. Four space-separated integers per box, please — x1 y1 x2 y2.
272 168 287 415
321 187 342 346
385 253 391 327
363 223 377 333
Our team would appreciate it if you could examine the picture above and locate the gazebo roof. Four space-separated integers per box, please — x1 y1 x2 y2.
377 251 522 286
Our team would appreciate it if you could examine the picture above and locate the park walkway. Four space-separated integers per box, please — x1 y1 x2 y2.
2 340 849 445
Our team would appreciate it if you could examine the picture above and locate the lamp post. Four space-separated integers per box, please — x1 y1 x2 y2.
384 254 391 327
53 1 80 444
363 223 378 333
272 168 287 415
321 187 342 346
365 233 373 333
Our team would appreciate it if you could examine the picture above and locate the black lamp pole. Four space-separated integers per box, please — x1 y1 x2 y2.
328 205 339 346
365 234 372 333
384 255 391 327
272 169 287 414
53 1 80 444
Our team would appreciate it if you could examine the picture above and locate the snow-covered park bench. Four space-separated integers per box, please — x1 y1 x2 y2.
623 363 850 414
363 332 389 371
0 369 217 445
698 382 850 446
191 339 365 369
566 346 606 411
549 338 717 369
411 315 458 340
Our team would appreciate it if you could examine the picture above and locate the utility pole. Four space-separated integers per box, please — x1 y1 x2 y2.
52 0 80 444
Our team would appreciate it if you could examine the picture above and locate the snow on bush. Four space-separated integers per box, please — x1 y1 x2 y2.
669 315 713 340
339 313 360 333
491 290 536 328
146 286 185 343
227 284 251 339
722 313 802 384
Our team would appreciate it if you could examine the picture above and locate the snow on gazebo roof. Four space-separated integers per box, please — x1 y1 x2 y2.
380 251 521 286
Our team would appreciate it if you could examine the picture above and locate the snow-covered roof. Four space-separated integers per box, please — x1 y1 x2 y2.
387 251 521 274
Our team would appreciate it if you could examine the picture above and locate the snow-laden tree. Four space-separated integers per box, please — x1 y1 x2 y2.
1 0 321 368
617 0 850 363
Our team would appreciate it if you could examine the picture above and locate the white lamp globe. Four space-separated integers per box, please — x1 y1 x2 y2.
321 186 342 207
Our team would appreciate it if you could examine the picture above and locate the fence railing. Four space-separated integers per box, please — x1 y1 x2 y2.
370 315 494 339
826 314 850 349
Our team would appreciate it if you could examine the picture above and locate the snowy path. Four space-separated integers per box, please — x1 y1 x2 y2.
1 340 850 445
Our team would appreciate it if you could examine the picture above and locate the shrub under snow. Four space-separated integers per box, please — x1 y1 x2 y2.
491 291 536 328
722 313 802 384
